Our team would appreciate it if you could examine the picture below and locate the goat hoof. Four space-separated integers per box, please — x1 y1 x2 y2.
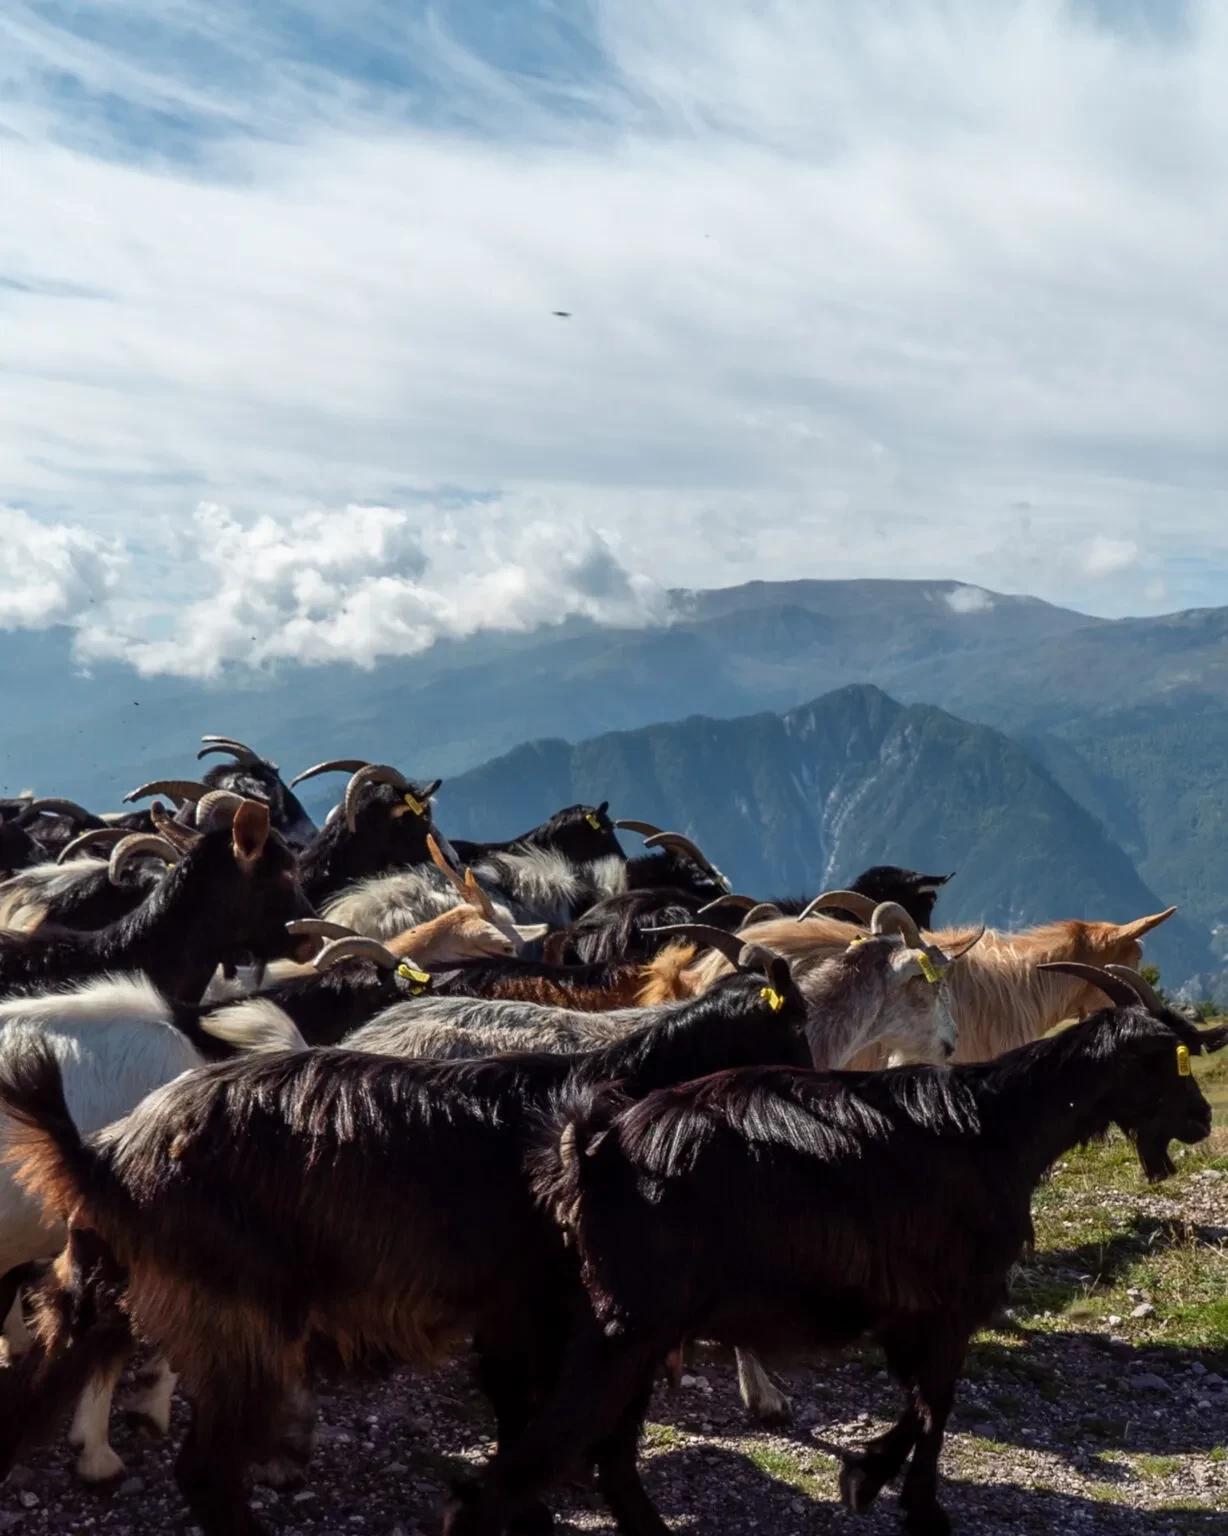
901 1501 951 1536
509 1503 555 1536
839 1457 884 1514
749 1395 793 1427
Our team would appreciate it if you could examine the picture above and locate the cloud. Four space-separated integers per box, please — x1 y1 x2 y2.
76 500 666 677
0 506 127 629
944 586 995 615
1081 535 1141 578
1 2 1227 670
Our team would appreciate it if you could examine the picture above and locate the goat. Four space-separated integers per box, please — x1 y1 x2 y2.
668 904 1177 1064
450 801 623 868
0 974 305 1482
196 737 318 849
0 832 169 935
288 761 444 905
476 965 1228 1536
0 952 810 1535
0 800 314 1004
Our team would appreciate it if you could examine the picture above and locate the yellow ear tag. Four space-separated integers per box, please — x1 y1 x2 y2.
917 953 941 986
760 986 785 1012
403 792 427 818
396 963 432 991
1176 1044 1192 1077
585 812 603 831
848 934 870 947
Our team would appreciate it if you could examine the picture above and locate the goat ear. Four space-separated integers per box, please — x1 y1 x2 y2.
231 799 271 870
1194 1023 1228 1056
766 955 792 999
1112 907 1178 944
151 802 202 853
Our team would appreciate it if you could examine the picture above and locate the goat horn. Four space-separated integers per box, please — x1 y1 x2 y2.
797 890 877 924
649 924 749 969
289 759 370 788
699 894 756 915
197 742 264 767
940 926 985 962
286 919 356 941
121 780 209 806
195 790 246 830
870 902 923 947
56 827 129 864
108 834 179 885
741 902 785 926
614 819 666 838
1103 963 1168 1017
24 798 95 823
642 832 726 882
313 936 399 972
1038 961 1145 1011
344 764 414 833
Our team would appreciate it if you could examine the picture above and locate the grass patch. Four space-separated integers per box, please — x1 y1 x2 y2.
642 1423 688 1453
1134 1453 1182 1479
1002 1124 1228 1357
740 1443 832 1500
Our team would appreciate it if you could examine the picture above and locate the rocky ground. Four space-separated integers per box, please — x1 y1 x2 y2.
2 1129 1225 1535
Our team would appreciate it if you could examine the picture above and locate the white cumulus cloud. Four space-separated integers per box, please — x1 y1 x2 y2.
944 586 995 615
0 506 127 629
76 499 667 677
1081 535 1141 578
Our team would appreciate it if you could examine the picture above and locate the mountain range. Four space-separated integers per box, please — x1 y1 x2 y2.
3 578 1226 990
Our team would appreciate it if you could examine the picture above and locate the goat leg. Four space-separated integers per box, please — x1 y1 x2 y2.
838 1405 921 1514
174 1375 285 1536
592 1377 672 1536
895 1328 965 1536
735 1346 793 1424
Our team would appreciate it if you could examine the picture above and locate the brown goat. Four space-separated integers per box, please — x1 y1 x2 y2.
656 908 1178 1063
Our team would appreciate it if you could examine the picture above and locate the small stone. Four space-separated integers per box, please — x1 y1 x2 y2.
385 1461 408 1474
18 1491 38 1509
1191 1363 1207 1376
119 1477 145 1496
1128 1373 1171 1395
293 1491 318 1504
1203 1374 1225 1389
680 1374 698 1389
1131 1303 1157 1320
1197 1399 1213 1410
1106 1315 1123 1327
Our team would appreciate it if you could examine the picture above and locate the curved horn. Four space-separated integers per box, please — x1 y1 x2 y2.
197 742 263 767
797 890 878 924
343 764 412 833
108 834 179 885
195 790 246 830
614 819 667 838
870 902 923 948
649 924 749 969
1038 961 1145 1011
940 925 986 962
24 798 95 823
1104 963 1168 1016
121 779 209 806
286 919 356 941
56 827 130 864
699 894 756 916
288 758 370 788
741 902 785 926
313 936 399 972
642 832 722 878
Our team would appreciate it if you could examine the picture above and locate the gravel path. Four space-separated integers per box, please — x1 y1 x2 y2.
2 1178 1224 1536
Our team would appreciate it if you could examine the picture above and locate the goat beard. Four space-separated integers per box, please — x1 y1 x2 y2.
1130 1126 1177 1184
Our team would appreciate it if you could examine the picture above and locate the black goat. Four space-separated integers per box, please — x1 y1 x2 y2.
197 737 317 849
288 760 443 905
459 964 1224 1536
0 803 313 1004
0 950 808 1536
450 801 623 868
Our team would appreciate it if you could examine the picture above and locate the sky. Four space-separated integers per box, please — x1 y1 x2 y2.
2 1 1227 677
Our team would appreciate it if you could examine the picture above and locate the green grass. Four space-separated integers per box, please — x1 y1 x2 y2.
739 1443 835 1500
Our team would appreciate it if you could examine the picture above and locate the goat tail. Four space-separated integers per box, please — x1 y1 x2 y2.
0 1228 133 1477
199 997 308 1055
635 940 699 1006
0 1044 103 1226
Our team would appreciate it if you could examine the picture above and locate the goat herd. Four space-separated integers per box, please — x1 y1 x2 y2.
0 736 1220 1535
